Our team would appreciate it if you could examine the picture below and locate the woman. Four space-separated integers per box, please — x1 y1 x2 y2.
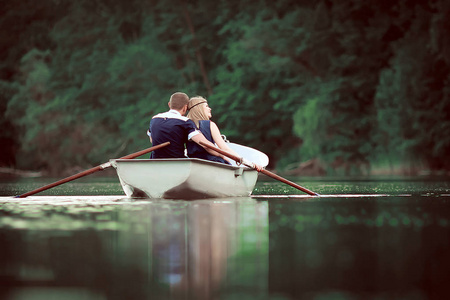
186 96 239 164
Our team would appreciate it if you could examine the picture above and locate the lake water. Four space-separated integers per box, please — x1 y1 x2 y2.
1 175 449 300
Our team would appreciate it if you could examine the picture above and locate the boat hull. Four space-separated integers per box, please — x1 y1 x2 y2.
110 158 259 199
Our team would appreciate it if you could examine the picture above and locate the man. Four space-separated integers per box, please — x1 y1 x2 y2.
148 92 227 160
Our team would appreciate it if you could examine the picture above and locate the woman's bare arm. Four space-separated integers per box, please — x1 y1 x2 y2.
210 122 240 156
210 122 263 170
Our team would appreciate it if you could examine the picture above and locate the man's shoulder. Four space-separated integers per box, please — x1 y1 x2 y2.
152 111 190 122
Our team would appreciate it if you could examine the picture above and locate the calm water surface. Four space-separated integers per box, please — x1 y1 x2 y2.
0 176 449 300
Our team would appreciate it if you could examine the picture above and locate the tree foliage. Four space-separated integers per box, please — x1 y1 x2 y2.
1 0 449 174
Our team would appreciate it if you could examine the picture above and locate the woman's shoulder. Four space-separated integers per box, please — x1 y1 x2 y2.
199 120 211 125
209 121 220 132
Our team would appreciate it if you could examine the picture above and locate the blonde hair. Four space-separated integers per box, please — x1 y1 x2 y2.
169 92 189 110
187 96 209 128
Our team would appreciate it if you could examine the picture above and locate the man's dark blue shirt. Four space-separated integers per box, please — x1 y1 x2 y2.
148 110 199 158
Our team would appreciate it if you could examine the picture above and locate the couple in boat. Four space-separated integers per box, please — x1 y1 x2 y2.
147 92 239 165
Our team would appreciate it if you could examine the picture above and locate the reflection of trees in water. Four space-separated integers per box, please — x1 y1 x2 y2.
0 228 129 299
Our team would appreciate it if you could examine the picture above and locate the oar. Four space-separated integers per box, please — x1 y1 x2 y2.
16 142 170 198
199 141 319 196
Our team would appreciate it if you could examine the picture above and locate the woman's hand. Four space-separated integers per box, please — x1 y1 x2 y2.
253 164 263 172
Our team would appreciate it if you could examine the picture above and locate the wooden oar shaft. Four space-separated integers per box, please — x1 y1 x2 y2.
199 141 318 196
16 142 170 198
259 169 318 196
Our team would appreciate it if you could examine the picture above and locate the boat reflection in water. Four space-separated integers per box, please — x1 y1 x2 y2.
133 198 268 299
0 197 268 300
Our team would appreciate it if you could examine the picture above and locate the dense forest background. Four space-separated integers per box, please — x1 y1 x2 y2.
1 0 449 176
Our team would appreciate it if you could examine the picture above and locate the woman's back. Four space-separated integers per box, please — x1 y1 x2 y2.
187 120 230 164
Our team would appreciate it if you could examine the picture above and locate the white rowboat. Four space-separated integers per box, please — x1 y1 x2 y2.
110 143 269 199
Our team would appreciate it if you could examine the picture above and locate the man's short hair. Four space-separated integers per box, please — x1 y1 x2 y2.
169 92 189 110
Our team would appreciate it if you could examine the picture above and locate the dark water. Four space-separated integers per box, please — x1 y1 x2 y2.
1 176 450 300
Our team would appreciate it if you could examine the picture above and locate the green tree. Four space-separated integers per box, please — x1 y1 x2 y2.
287 1 394 173
375 1 450 171
0 0 65 167
3 0 450 175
